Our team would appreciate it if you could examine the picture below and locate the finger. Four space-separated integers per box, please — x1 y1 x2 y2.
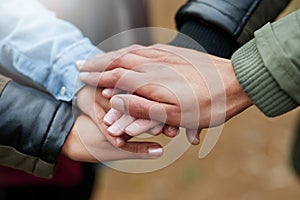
115 142 163 160
110 94 180 127
76 115 163 161
186 128 201 145
96 142 164 161
79 68 140 90
105 134 126 147
107 114 136 136
102 88 123 99
92 106 125 147
125 119 161 136
76 88 125 147
92 105 126 147
95 88 111 112
103 108 123 126
79 71 101 86
163 125 180 138
77 45 145 72
121 133 133 141
148 124 164 136
112 133 133 147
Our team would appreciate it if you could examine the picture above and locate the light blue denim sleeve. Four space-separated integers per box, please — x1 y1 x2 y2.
0 0 101 101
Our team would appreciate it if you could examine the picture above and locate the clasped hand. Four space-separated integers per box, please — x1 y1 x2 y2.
75 44 253 160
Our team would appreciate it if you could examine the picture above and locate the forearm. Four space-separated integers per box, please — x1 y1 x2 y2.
0 76 74 178
0 0 99 101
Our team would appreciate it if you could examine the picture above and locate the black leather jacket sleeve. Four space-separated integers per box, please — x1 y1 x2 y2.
172 0 291 58
0 80 74 178
176 0 291 45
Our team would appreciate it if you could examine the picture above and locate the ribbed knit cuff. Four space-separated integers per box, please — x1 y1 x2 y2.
170 20 239 59
232 39 298 117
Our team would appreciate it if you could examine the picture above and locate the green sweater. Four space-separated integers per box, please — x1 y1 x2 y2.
232 9 300 117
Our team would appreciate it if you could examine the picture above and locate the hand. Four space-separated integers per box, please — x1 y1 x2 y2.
77 44 253 132
62 115 163 162
76 86 179 146
102 88 180 138
75 86 126 147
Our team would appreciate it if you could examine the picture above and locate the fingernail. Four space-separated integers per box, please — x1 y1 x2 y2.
79 72 90 79
111 97 125 111
168 126 179 135
102 89 112 98
125 123 139 134
76 60 86 69
192 138 200 145
104 113 114 125
148 147 163 157
107 124 122 136
115 137 124 147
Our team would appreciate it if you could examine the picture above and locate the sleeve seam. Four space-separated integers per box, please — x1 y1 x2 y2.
34 102 61 168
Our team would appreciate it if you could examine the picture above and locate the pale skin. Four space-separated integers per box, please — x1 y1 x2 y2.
74 85 180 145
77 44 253 142
62 115 163 162
61 86 164 163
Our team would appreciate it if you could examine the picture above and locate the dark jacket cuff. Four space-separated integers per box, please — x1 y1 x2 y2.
175 0 291 46
171 20 238 58
0 81 75 178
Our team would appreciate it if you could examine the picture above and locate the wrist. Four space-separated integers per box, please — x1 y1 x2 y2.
61 124 81 161
214 56 253 119
62 117 97 163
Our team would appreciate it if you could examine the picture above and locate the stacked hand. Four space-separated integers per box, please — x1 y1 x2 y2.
74 44 253 159
62 86 164 162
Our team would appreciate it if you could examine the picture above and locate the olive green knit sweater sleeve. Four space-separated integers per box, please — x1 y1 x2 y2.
232 10 300 117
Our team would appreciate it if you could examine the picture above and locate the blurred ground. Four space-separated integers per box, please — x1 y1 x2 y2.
92 1 300 200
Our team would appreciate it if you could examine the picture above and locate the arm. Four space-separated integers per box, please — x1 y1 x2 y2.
78 44 253 130
0 0 98 101
97 0 291 142
0 0 126 147
0 0 163 149
0 75 163 178
231 9 300 116
173 0 291 58
0 75 74 178
78 9 300 130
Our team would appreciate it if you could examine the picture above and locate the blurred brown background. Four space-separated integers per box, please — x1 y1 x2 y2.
89 1 300 200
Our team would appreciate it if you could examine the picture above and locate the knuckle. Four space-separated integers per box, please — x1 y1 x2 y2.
159 54 185 64
166 107 181 121
130 100 147 118
118 53 132 66
111 68 125 82
110 57 121 67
